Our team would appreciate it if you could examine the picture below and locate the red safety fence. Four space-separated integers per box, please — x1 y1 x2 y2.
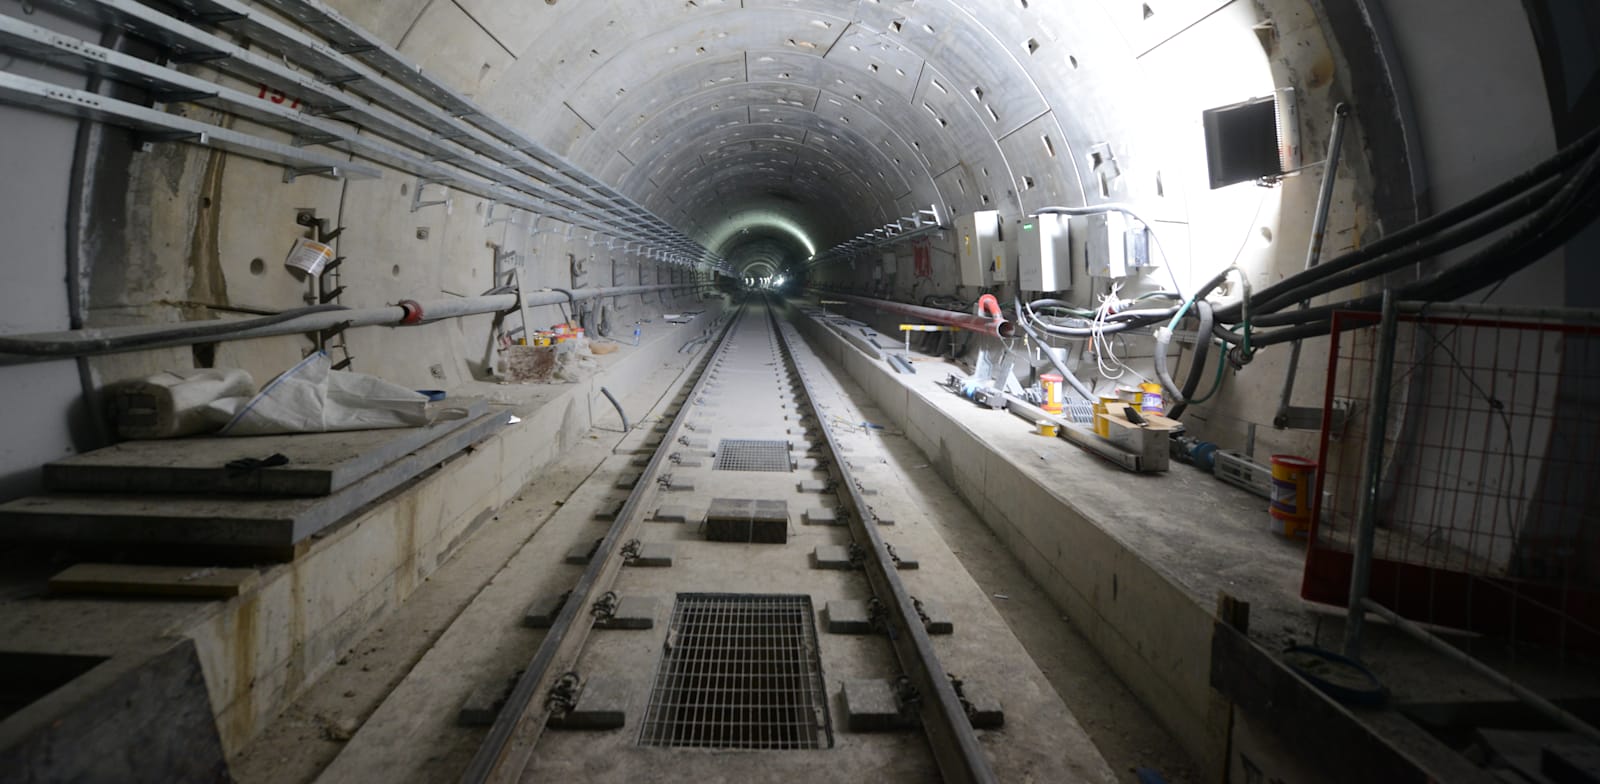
1302 309 1600 655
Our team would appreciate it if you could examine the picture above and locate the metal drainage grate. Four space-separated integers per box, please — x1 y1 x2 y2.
712 439 793 472
639 593 831 750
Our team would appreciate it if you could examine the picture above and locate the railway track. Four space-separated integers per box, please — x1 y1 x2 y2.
462 297 998 783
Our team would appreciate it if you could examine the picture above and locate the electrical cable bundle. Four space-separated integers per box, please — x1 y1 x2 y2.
1018 122 1600 412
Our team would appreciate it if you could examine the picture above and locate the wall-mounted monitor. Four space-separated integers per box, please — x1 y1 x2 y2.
1203 95 1285 189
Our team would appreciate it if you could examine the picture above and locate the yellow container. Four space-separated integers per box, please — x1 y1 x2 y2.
1093 396 1118 437
1269 455 1318 536
1036 419 1059 438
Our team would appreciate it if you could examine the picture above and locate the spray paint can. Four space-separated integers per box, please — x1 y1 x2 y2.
1040 373 1063 414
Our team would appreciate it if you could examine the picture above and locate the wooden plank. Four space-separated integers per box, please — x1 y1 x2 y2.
43 399 488 497
48 563 259 598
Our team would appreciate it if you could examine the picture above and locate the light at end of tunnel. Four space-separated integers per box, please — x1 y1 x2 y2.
706 211 817 259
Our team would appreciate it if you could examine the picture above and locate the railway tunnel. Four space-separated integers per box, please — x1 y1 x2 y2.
2 1 1599 782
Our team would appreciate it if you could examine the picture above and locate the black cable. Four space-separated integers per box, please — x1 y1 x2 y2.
1247 143 1600 334
1212 124 1600 323
1238 174 1569 320
1164 300 1214 420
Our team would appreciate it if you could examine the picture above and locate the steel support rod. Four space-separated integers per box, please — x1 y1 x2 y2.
1359 599 1600 744
1344 289 1398 658
1275 103 1351 428
814 291 1014 338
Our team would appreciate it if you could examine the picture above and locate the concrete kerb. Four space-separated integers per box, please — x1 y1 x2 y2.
792 310 1230 775
180 307 725 756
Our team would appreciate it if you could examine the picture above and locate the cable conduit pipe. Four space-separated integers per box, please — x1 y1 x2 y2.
0 284 710 362
813 290 1015 338
0 302 353 357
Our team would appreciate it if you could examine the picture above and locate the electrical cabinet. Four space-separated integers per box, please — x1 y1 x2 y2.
1084 211 1151 279
1016 213 1071 291
955 210 1003 287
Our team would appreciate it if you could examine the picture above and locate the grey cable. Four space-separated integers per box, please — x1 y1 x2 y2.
599 386 630 432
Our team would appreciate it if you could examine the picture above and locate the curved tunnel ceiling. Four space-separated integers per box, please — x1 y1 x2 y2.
481 0 1180 275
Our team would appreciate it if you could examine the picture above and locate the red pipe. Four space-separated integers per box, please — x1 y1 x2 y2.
820 291 1014 338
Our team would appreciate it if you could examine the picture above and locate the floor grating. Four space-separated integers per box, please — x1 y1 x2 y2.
712 439 793 472
638 593 831 750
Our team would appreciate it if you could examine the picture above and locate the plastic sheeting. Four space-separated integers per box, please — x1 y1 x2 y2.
219 352 429 436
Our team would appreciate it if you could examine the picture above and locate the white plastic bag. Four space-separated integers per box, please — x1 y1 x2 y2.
218 352 429 436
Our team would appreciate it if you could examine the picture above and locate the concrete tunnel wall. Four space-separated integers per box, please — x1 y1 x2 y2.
0 0 1589 775
0 0 1574 560
0 0 1574 499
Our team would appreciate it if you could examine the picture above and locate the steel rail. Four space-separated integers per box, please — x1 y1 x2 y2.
769 303 997 783
460 306 743 784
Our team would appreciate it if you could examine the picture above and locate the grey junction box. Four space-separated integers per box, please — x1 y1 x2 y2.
1017 213 1071 291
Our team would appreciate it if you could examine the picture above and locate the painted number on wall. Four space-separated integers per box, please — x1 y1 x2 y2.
256 84 302 110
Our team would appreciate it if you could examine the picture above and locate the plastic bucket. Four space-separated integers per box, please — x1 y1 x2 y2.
1093 397 1116 437
1037 419 1059 438
1269 455 1318 536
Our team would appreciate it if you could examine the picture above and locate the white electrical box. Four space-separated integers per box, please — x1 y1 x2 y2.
955 210 1003 287
1017 213 1071 291
1084 211 1152 279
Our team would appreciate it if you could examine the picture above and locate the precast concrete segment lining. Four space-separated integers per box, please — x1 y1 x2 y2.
473 0 1146 251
